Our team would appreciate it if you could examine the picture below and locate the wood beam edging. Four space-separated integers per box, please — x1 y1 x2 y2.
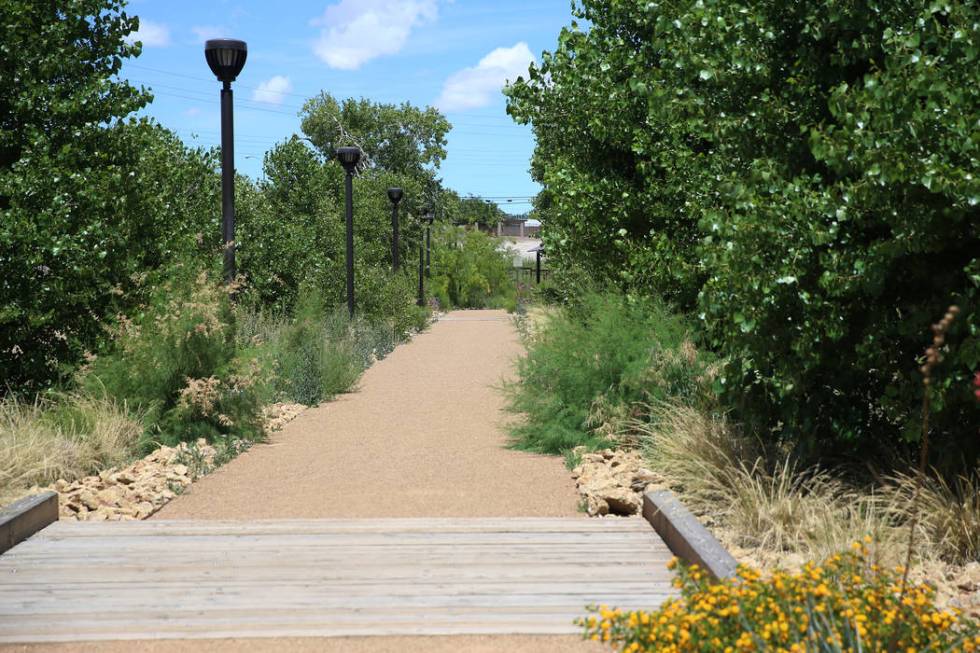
641 490 738 581
0 491 58 555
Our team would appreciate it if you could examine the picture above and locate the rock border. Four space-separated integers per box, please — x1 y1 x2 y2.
642 489 738 580
0 491 58 555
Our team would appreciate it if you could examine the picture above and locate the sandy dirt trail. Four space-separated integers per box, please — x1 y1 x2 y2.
156 310 580 519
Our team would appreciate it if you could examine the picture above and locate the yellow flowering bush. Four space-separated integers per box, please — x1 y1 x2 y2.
580 542 979 652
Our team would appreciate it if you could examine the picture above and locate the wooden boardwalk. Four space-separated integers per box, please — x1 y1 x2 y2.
0 517 675 644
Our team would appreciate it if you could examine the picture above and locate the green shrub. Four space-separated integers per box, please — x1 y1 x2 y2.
507 0 980 472
355 265 430 337
430 227 517 310
507 291 715 454
242 287 417 407
80 269 266 447
276 297 361 405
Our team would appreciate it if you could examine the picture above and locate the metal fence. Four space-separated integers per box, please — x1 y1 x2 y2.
510 267 552 286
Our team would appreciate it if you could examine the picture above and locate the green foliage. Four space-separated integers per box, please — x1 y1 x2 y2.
440 194 508 226
429 227 517 310
507 291 715 454
355 265 430 336
300 93 450 178
237 136 432 334
506 0 980 470
0 0 219 389
240 287 416 406
236 137 341 310
271 294 362 406
80 269 266 447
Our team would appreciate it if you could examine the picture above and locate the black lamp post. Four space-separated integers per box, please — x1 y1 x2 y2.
387 188 403 271
424 207 434 278
204 39 247 285
336 146 362 318
536 246 544 284
416 216 425 307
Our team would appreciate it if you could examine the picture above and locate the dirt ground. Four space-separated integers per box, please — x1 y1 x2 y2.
155 310 580 519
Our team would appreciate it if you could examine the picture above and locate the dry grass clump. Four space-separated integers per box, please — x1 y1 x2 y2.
634 404 907 570
885 469 980 566
0 394 141 505
632 401 979 617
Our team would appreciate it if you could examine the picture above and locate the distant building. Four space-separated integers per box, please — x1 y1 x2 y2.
477 214 541 238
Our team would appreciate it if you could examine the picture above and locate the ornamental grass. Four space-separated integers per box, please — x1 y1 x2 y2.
580 542 979 653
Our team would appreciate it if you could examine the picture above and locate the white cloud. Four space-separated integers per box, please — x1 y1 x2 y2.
125 19 170 47
251 76 293 105
436 42 535 112
183 107 202 118
192 25 231 43
311 0 438 70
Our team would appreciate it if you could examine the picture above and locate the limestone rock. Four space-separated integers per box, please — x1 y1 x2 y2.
262 402 307 432
41 401 305 522
571 448 666 517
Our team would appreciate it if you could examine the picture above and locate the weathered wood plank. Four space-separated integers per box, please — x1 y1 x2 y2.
0 517 676 643
37 517 655 534
0 491 58 555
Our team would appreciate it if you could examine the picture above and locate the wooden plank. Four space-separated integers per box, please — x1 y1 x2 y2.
33 516 655 532
0 491 58 555
642 490 738 580
0 517 676 643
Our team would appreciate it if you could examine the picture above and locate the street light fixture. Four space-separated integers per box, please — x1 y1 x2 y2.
336 146 362 318
387 188 403 271
204 38 247 284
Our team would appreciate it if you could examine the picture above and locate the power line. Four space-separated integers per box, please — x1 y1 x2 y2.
124 66 529 128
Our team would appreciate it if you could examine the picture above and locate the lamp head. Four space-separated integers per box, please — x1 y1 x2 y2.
336 146 362 173
387 187 404 204
204 39 247 83
423 210 435 225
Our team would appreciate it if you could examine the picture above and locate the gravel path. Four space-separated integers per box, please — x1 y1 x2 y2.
157 309 580 519
32 311 603 652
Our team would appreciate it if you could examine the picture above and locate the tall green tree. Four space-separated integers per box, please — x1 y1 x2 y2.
507 0 979 470
0 1 219 389
237 134 431 312
300 94 450 179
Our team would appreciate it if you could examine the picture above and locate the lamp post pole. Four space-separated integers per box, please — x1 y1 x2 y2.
417 224 425 307
204 39 247 285
418 210 433 305
425 219 432 278
220 82 235 283
387 188 403 271
536 247 543 284
336 147 362 318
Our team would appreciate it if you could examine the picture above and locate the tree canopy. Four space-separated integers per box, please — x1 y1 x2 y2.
507 0 979 469
0 1 221 389
300 94 450 180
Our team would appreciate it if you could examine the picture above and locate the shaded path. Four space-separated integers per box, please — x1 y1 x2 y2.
157 310 579 519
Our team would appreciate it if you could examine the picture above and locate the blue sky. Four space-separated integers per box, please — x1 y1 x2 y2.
121 0 573 214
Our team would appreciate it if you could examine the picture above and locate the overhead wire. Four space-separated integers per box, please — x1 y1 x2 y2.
123 67 531 128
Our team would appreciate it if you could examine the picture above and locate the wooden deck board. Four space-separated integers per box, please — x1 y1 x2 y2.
0 518 675 643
